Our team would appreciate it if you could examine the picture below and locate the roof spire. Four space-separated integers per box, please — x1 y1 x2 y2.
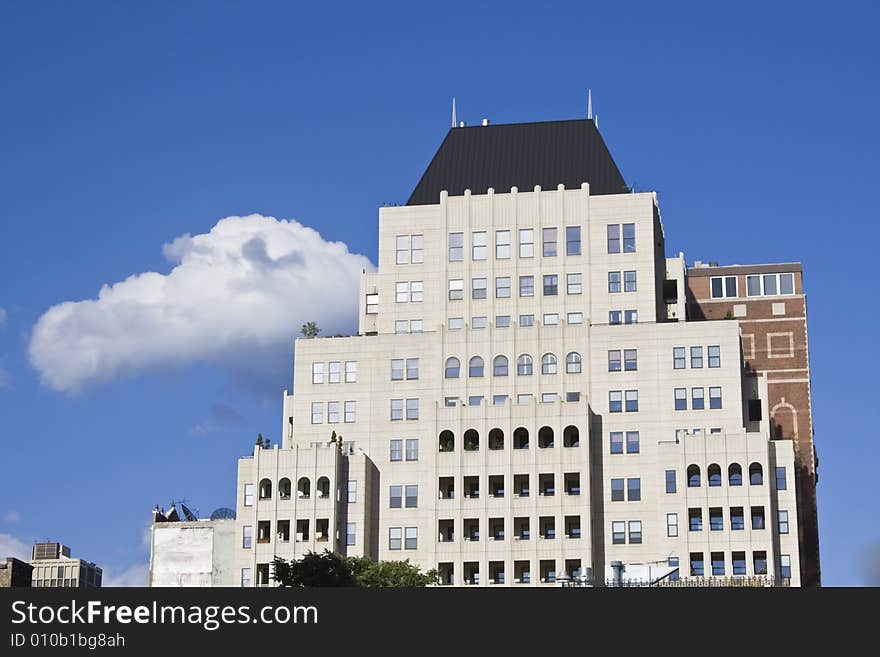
587 89 592 120
451 98 457 128
595 114 599 130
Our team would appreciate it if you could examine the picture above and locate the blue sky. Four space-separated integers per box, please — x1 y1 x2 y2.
1 1 877 586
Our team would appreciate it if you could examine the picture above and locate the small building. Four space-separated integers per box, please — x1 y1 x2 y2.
0 558 33 588
29 542 102 588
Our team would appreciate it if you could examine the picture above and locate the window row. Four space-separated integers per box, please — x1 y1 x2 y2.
394 281 423 303
672 345 721 369
681 506 788 533
395 234 424 264
610 477 641 501
608 349 638 371
390 358 419 380
709 272 795 299
608 270 637 293
448 227 583 262
438 472 581 499
438 515 583 542
437 426 580 452
389 438 419 462
673 386 723 410
448 273 584 300
390 398 419 421
683 463 768 488
607 223 636 254
244 477 356 504
610 520 643 544
310 401 357 424
394 319 423 334
311 361 358 384
448 312 585 330
436 558 584 585
444 392 583 407
445 353 582 378
389 484 419 508
242 518 333 545
609 389 639 412
688 551 783 577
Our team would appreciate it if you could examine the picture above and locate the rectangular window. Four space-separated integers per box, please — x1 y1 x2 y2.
495 230 510 259
608 350 621 372
406 398 419 420
609 390 622 413
243 525 253 549
395 281 409 303
448 317 463 330
624 270 637 292
390 439 402 462
448 279 463 300
689 508 703 532
731 507 745 530
625 389 639 412
611 478 624 501
496 315 511 328
667 513 678 537
411 234 423 263
405 527 418 550
346 523 356 546
468 395 483 406
241 568 252 587
708 345 721 368
496 276 511 298
448 232 463 262
746 274 762 297
778 510 789 534
710 508 723 531
543 274 558 295
690 553 704 577
410 281 423 302
690 346 703 368
311 402 323 424
519 314 534 327
780 555 792 579
733 552 747 576
243 483 254 507
404 320 418 334
626 431 640 453
405 485 418 508
669 558 680 582
542 313 559 326
612 521 626 544
779 273 794 295
517 393 533 404
312 362 324 384
566 226 581 255
776 467 787 490
493 394 508 405
763 273 777 296
665 470 677 494
405 438 419 461
711 275 738 298
389 527 402 550
567 272 582 294
673 347 686 369
347 480 357 503
472 316 487 329
627 478 641 501
751 506 765 530
519 228 534 258
472 231 487 260
628 520 642 544
396 235 409 264
607 224 620 253
753 551 768 575
609 310 622 325
519 275 534 297
344 400 356 423
328 361 341 383
709 387 722 409
542 227 558 256
365 293 378 314
610 432 623 454
622 223 635 252
406 358 419 380
624 349 638 371
327 401 340 423
567 312 583 324
624 310 638 324
344 361 357 383
692 387 705 410
711 553 725 576
472 278 487 299
391 359 404 381
390 399 403 421
608 271 621 293
390 485 402 508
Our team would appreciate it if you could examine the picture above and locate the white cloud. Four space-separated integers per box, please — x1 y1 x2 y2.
28 215 374 393
0 533 30 560
103 562 149 587
2 511 20 524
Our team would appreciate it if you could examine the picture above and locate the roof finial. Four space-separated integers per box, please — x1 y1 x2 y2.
451 98 457 128
587 89 592 120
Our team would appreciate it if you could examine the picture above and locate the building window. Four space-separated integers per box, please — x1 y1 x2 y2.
391 359 404 380
689 508 703 532
607 224 620 253
610 432 623 454
496 276 511 298
344 401 356 423
496 315 511 328
608 271 621 293
390 399 403 421
609 310 622 325
729 463 743 486
566 272 582 295
543 274 558 295
709 387 722 409
780 555 792 579
612 521 626 544
565 352 582 374
390 485 402 508
687 465 701 487
543 313 559 326
628 521 642 544
517 354 533 376
493 394 508 405
347 479 357 503
365 293 378 314
448 279 463 300
690 553 704 577
667 513 678 537
346 523 356 546
390 439 402 462
519 228 534 258
395 281 409 303
624 270 637 292
711 276 738 298
472 278 487 299
519 275 534 297
750 463 764 485
311 402 323 424
609 390 622 413
242 525 253 549
626 431 640 453
665 470 676 493
753 551 768 575
389 527 402 550
541 353 557 375
411 234 423 263
672 347 686 370
469 356 484 377
396 235 409 264
448 232 463 261
611 478 625 501
410 281 423 302
690 346 703 368
543 227 558 257
445 357 460 378
406 358 419 380
345 361 357 383
624 349 637 371
776 466 787 490
608 350 622 372
627 478 641 501
493 355 509 377
448 317 463 330
778 510 790 534
567 312 583 324
405 527 418 550
688 387 703 410
731 507 745 530
566 226 581 255
405 438 419 461
517 393 533 405
709 507 724 531
711 553 725 576
708 345 721 368
622 223 635 252
625 390 638 412
496 230 511 258
243 483 254 507
312 362 325 384
472 316 487 329
406 398 419 420
751 506 765 530
405 485 418 508
328 363 339 386
625 310 638 324
668 557 680 582
472 231 487 260
241 568 252 587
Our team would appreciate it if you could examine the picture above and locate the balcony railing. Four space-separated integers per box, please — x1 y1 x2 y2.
560 576 791 588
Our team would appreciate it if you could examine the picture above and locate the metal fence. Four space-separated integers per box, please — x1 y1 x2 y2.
561 576 791 588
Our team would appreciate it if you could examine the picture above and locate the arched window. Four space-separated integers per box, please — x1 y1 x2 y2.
317 476 330 498
513 427 529 449
749 463 764 485
517 354 533 376
563 425 579 447
469 356 484 377
708 464 722 487
259 478 272 500
278 478 292 499
297 477 311 499
493 355 509 377
445 357 460 379
464 429 480 451
488 428 504 450
439 430 455 452
687 465 701 488
541 353 557 375
566 352 582 374
728 463 743 486
538 426 554 449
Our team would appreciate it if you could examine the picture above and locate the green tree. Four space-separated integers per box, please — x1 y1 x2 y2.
301 321 320 338
272 550 356 587
350 557 439 588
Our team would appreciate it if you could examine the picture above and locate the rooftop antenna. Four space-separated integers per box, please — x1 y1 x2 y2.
451 98 457 128
587 89 592 120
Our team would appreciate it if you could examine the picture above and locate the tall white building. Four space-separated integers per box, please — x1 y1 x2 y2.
231 118 802 587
